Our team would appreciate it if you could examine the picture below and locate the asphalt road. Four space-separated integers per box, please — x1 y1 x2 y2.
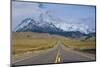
13 42 95 66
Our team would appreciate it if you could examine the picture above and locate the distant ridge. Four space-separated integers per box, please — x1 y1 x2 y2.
15 18 95 38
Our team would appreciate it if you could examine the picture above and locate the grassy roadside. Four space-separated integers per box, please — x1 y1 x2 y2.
12 32 60 56
12 32 96 56
62 38 96 54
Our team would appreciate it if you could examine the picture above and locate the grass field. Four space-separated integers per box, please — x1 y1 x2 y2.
62 38 96 54
12 32 96 57
12 32 60 56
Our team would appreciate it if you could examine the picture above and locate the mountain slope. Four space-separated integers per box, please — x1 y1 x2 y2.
15 17 96 38
15 18 62 33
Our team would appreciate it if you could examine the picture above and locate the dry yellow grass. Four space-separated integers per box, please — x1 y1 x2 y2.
62 38 96 54
12 32 59 56
12 32 96 55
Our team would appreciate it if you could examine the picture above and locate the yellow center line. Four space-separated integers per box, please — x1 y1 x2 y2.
54 49 61 63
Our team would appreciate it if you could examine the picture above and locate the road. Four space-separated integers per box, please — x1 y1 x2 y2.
12 42 95 66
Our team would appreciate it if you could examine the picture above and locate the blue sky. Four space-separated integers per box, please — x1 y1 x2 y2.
12 1 96 31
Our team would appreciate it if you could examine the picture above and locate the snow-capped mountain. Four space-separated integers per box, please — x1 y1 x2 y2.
15 18 62 33
15 15 94 34
15 16 95 38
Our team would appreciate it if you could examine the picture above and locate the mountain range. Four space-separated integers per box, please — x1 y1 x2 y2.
15 17 95 38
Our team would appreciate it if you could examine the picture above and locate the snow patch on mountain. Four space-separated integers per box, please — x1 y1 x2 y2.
55 23 89 34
